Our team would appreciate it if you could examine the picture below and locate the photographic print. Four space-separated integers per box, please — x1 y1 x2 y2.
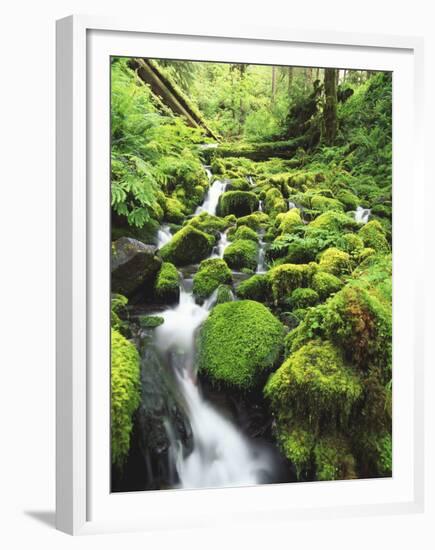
110 57 392 492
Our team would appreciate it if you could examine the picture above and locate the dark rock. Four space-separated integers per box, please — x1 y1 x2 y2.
111 237 162 296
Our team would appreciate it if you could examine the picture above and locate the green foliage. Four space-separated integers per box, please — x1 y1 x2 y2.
228 225 258 242
236 211 269 230
215 284 234 304
217 191 259 217
287 287 319 309
268 263 317 304
192 258 232 300
139 315 164 328
187 212 230 235
111 329 141 467
318 247 352 276
159 225 214 266
198 300 285 390
358 220 390 253
310 271 343 300
223 239 258 271
154 262 180 303
275 209 303 234
236 274 271 302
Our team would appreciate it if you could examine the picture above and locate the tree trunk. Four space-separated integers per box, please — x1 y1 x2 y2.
324 68 338 145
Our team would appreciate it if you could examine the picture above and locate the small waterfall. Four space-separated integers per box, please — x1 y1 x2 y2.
211 229 230 259
154 281 272 489
288 200 296 210
256 231 267 274
258 200 264 212
156 224 172 248
195 179 227 216
247 175 254 186
354 206 371 224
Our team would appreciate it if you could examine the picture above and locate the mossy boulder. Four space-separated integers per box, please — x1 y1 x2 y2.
198 300 285 390
192 258 232 301
223 239 258 271
111 293 128 333
308 210 358 232
159 225 214 266
287 287 319 309
275 209 303 234
265 339 362 433
236 211 269 230
228 225 258 242
154 262 180 304
310 271 343 300
139 315 164 328
318 247 352 276
217 190 259 217
268 262 317 304
188 211 229 235
111 329 141 467
164 196 185 224
336 189 360 211
215 284 234 304
311 194 344 213
313 435 357 480
358 220 390 253
111 238 162 297
236 274 271 302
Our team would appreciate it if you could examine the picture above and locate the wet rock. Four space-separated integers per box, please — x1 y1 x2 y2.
111 237 162 296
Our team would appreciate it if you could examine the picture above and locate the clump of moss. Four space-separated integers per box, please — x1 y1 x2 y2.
111 293 128 332
265 340 362 430
198 300 285 390
340 233 364 254
336 189 360 211
139 315 164 328
228 225 258 242
215 284 234 304
164 196 185 224
268 262 317 304
223 239 258 271
236 211 269 230
264 187 287 216
287 287 319 309
217 190 259 217
188 211 229 235
310 271 343 300
313 436 357 480
358 220 390 253
308 210 358 232
192 258 232 301
160 225 214 266
154 262 180 304
275 209 303 234
311 194 344 213
318 247 352 276
236 274 271 302
111 329 141 467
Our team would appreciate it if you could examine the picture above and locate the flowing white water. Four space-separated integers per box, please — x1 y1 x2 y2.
211 229 231 259
156 224 172 248
195 168 227 216
258 199 264 212
256 231 267 274
354 206 371 224
152 170 274 489
288 200 296 210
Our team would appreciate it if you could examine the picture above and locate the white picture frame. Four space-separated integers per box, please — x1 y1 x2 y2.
56 14 425 535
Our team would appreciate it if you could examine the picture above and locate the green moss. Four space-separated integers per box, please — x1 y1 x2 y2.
229 225 258 242
160 225 214 266
318 247 352 276
314 436 357 480
139 315 164 328
154 262 180 304
336 189 360 211
111 293 128 332
217 190 259 217
198 300 285 390
311 271 343 300
268 262 317 304
188 211 229 235
358 220 390 253
164 196 185 224
264 187 287 216
215 284 234 304
265 340 362 430
308 210 358 232
223 239 258 271
192 258 232 301
311 194 344 213
236 211 269 230
278 427 315 478
275 209 303 234
226 177 251 191
287 287 319 309
356 247 376 263
236 274 271 302
340 233 364 254
111 329 141 467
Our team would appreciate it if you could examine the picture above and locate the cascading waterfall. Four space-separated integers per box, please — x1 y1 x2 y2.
354 206 371 224
256 231 267 274
288 200 296 210
156 224 172 248
195 167 227 216
211 229 230 259
151 165 274 489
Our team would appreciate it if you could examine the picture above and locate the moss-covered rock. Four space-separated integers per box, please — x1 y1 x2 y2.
187 211 229 235
265 339 362 448
154 262 180 304
287 287 319 309
192 258 232 301
310 271 343 300
111 293 128 332
358 220 390 253
313 436 357 480
308 210 358 232
164 196 185 224
198 300 285 390
236 274 271 302
311 194 344 213
223 239 258 271
336 189 360 211
275 208 303 234
236 211 269 230
111 329 141 467
215 284 234 304
139 315 164 328
268 262 317 304
159 225 214 266
318 247 352 276
217 190 259 217
228 225 258 242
